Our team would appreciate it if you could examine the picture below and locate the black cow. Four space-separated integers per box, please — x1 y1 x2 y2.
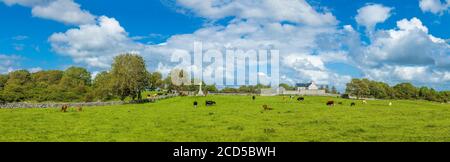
326 101 335 106
252 96 256 101
193 101 198 108
351 102 356 107
297 97 305 101
206 101 216 106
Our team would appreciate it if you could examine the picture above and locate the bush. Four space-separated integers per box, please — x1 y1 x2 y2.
341 94 350 99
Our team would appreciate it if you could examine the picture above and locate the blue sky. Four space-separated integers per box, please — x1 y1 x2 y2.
0 0 449 90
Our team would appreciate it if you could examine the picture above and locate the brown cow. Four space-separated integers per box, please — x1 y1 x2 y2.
76 106 83 112
262 105 273 111
61 104 68 112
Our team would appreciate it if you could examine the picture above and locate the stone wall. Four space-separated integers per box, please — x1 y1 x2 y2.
0 101 125 109
0 94 179 109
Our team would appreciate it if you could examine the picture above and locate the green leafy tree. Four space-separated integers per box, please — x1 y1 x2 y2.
279 83 294 90
2 70 34 102
147 72 163 91
205 84 218 93
111 54 149 101
30 70 64 102
58 67 92 102
92 71 114 101
346 79 370 99
368 81 389 99
0 74 8 91
393 83 418 99
60 67 91 88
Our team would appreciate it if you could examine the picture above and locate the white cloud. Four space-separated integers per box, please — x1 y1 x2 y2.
29 67 43 73
174 0 337 26
346 17 450 85
282 53 352 88
364 18 449 66
31 0 96 25
1 0 96 25
49 16 143 68
355 4 392 29
365 65 450 84
4 0 449 89
419 0 450 14
0 54 21 74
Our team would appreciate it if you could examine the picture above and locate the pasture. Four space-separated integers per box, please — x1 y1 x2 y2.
0 96 449 142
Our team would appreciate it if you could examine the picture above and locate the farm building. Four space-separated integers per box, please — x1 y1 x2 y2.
296 81 319 90
295 81 327 96
260 87 286 96
260 81 332 96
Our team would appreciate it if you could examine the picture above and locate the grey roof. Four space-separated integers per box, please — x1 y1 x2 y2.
296 83 312 87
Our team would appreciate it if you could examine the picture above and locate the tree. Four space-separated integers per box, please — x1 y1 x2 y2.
92 71 114 101
345 79 370 99
32 70 64 86
30 70 64 102
147 72 163 91
60 67 91 88
393 83 418 99
2 70 34 102
279 83 294 90
111 54 149 101
57 67 92 102
205 84 218 93
368 81 389 99
0 74 8 91
331 86 338 94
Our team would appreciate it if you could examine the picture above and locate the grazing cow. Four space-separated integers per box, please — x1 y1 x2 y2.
351 102 356 107
61 104 68 112
262 105 273 111
326 101 335 107
252 96 256 101
76 106 83 112
205 101 216 106
193 101 198 108
297 97 305 101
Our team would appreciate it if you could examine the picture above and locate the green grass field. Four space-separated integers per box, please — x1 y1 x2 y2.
0 96 449 142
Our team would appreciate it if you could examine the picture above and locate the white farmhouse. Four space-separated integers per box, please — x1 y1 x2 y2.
296 81 319 90
259 81 332 96
294 81 327 96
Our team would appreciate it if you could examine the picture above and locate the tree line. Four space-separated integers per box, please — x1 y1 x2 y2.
0 54 262 103
0 54 184 103
345 78 450 103
0 54 448 103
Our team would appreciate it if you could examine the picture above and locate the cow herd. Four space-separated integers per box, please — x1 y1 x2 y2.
191 96 387 110
61 104 83 112
193 100 217 108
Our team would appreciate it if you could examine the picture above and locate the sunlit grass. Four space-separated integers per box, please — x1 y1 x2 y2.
0 96 449 142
